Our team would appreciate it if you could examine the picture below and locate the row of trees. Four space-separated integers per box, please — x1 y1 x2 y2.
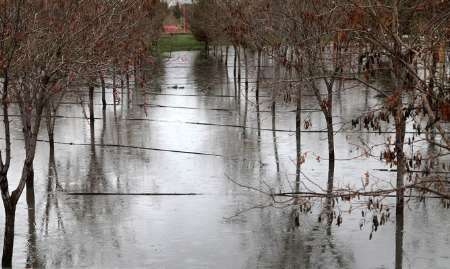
0 0 167 266
190 0 449 232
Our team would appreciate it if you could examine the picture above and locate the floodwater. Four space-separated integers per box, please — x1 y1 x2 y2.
0 51 449 268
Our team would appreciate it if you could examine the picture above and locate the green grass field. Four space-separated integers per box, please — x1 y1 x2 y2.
157 33 204 53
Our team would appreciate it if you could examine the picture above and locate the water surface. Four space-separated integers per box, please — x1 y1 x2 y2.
0 51 448 268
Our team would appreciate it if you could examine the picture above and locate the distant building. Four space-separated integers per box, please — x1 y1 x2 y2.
162 2 191 33
163 24 179 33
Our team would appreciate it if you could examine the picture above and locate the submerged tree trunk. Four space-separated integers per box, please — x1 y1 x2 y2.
237 46 241 102
256 49 262 137
391 3 406 217
394 105 406 214
272 102 280 173
89 85 95 124
225 46 229 67
100 73 106 110
26 201 38 268
295 86 302 192
233 45 237 97
395 192 404 269
2 145 40 268
25 166 35 210
314 80 335 218
0 71 44 267
0 71 13 268
244 48 248 93
112 67 117 106
325 113 335 193
243 48 249 128
133 60 138 90
256 49 261 104
392 6 406 265
2 206 16 268
325 84 335 196
46 107 55 160
126 72 130 104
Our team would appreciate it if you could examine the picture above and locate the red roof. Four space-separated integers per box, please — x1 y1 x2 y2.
163 24 179 33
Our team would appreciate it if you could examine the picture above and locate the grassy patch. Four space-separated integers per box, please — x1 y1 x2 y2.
156 33 204 53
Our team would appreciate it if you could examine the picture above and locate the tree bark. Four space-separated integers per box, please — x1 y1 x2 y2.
237 47 241 99
46 107 55 159
394 106 406 211
255 49 262 137
295 86 302 192
89 85 95 124
325 113 335 194
112 67 117 106
0 71 13 268
2 205 16 268
100 73 106 110
243 48 248 128
26 203 37 268
395 193 404 269
25 166 35 210
244 48 248 92
271 101 280 173
126 72 130 104
256 49 261 104
225 46 229 66
233 45 237 97
133 60 138 90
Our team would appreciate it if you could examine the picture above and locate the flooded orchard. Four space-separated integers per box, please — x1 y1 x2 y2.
0 50 447 268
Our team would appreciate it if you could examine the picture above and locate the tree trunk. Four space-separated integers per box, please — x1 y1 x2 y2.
244 48 248 93
126 72 130 104
394 107 406 212
48 126 55 157
26 166 35 210
26 203 37 268
392 4 405 266
395 192 404 269
120 77 124 105
272 102 280 173
325 113 335 224
325 114 335 194
225 46 229 67
256 49 261 104
256 49 262 136
133 60 138 90
0 70 13 268
46 107 55 158
391 0 406 212
2 206 16 268
237 47 241 99
295 86 302 192
89 85 95 124
100 74 106 110
112 67 117 106
243 48 248 128
233 45 237 97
